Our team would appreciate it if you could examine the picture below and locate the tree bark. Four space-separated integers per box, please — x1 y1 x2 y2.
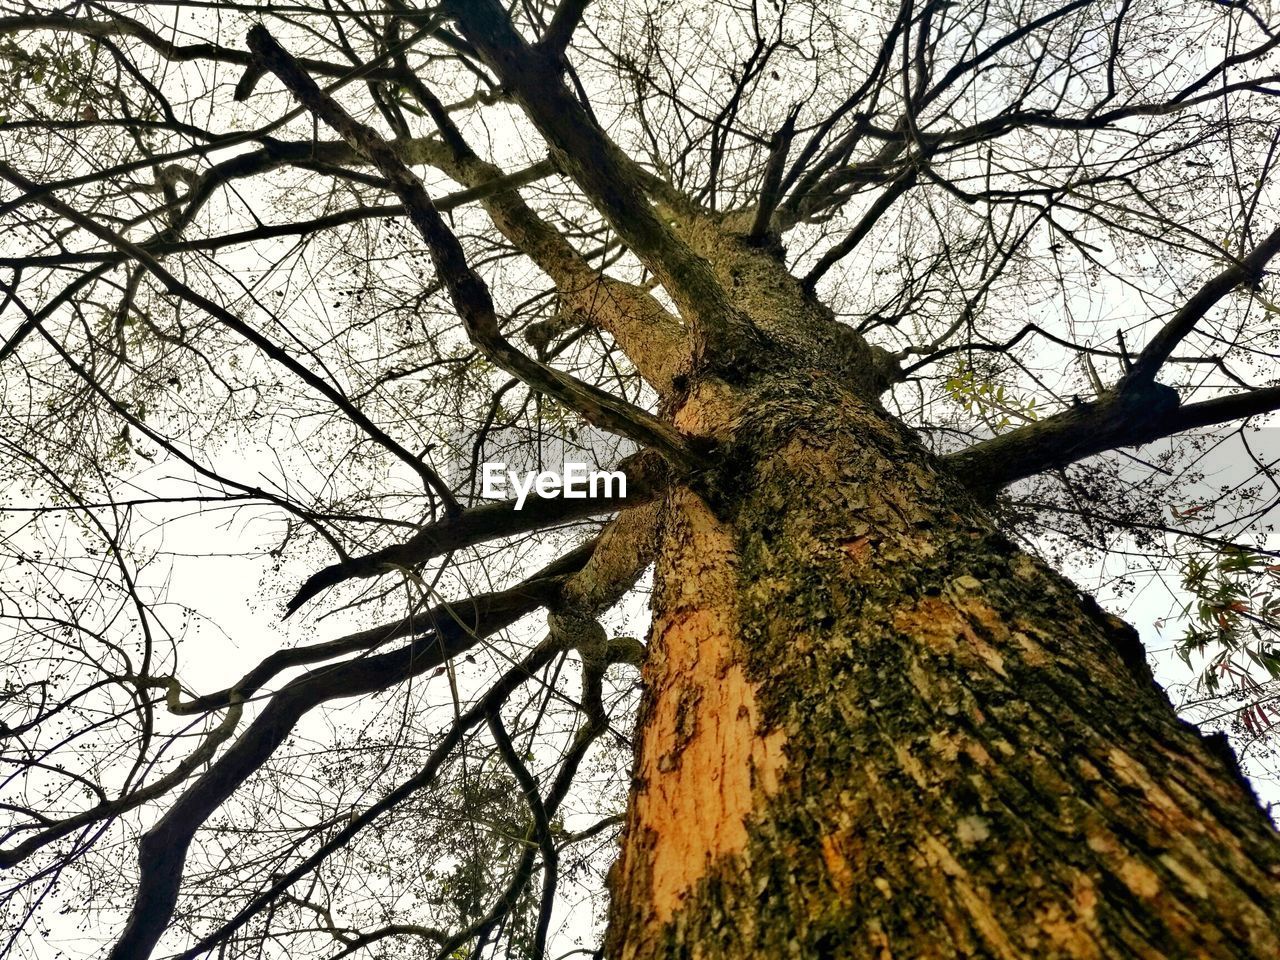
605 374 1280 958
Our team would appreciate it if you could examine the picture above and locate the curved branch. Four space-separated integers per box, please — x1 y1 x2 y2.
0 700 243 868
105 542 595 960
944 383 1181 493
0 159 558 269
1121 224 1280 388
170 642 563 960
388 67 690 395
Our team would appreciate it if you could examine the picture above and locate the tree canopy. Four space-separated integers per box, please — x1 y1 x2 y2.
3 0 1280 956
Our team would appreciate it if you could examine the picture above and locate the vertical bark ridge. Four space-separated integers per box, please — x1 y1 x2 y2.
606 378 1280 959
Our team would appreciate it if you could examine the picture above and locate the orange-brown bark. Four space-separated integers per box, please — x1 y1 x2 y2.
609 489 787 936
605 378 1280 959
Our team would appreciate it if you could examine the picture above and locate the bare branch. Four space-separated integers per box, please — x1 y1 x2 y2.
539 0 592 61
247 25 701 471
106 543 594 960
946 382 1280 495
1121 225 1280 388
747 106 800 241
286 451 669 617
0 12 402 81
0 160 462 514
441 0 767 371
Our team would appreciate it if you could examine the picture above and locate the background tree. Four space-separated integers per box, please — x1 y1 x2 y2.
3 0 1280 956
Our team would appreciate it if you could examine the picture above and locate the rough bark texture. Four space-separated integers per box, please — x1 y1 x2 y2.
606 368 1280 958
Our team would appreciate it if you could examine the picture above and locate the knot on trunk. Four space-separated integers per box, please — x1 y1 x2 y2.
547 608 607 663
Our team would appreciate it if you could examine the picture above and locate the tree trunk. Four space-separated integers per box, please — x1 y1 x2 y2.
605 374 1280 958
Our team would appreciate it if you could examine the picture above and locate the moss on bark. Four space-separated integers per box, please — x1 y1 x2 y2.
606 377 1280 959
